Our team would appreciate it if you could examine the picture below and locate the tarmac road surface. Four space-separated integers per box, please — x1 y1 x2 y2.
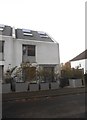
2 93 85 118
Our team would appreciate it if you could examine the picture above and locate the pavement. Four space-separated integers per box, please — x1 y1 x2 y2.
2 86 85 102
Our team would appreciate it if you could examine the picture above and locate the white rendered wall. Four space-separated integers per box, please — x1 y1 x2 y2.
14 39 60 65
0 36 14 71
1 36 60 72
36 42 60 65
71 59 87 73
12 39 22 67
4 36 14 71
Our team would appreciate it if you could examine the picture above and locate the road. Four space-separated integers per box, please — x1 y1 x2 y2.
2 93 85 118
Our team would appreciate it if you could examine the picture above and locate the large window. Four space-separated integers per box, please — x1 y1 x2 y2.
23 45 35 56
43 67 54 82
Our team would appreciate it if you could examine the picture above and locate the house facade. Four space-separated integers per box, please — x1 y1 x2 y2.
0 24 60 83
70 50 87 73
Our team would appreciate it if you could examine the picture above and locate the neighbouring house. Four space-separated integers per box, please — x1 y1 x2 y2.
0 24 60 83
69 49 87 74
69 1 87 74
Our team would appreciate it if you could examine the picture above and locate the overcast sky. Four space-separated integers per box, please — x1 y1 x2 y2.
0 0 86 63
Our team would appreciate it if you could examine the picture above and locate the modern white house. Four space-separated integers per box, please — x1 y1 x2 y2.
0 24 60 83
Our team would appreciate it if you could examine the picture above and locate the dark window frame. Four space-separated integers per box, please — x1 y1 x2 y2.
23 45 35 56
0 41 4 53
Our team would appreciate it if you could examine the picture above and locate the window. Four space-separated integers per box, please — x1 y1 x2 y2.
0 24 5 31
23 46 27 55
22 67 36 81
38 31 46 35
23 45 35 56
0 28 3 31
0 41 4 53
23 32 33 36
22 29 31 33
40 35 49 38
22 29 33 36
43 67 54 82
27 45 35 56
38 31 49 38
0 65 4 81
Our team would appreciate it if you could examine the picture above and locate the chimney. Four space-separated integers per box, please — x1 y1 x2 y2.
12 26 15 39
